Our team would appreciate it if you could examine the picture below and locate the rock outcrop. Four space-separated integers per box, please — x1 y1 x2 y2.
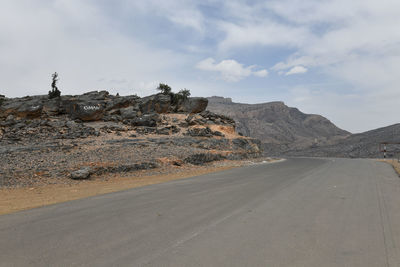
0 91 263 187
0 91 209 121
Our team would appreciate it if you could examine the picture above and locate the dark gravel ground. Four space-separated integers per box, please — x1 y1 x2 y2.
0 135 210 188
0 133 263 188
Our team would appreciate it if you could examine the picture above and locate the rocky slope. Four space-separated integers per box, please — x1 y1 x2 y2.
207 96 349 155
284 123 400 158
0 92 262 187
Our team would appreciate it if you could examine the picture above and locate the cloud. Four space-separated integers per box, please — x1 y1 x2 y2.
218 21 312 51
123 1 205 32
0 0 189 97
285 66 308 75
196 58 268 82
210 0 400 131
1 0 400 132
254 69 269 77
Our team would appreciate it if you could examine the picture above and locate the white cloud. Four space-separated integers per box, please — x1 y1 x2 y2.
196 58 268 82
211 0 400 131
1 0 400 132
285 66 308 75
0 0 188 97
126 1 205 32
254 69 269 77
218 21 312 51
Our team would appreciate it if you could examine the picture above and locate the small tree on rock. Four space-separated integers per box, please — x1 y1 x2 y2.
171 88 191 105
178 89 191 99
48 72 61 99
157 83 172 95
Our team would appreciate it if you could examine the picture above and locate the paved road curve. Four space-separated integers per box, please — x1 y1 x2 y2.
1 158 400 266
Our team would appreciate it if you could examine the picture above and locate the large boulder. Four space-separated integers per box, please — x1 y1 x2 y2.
0 96 45 119
79 90 109 100
105 96 138 111
120 106 139 120
139 94 171 114
180 97 208 113
69 102 105 121
16 103 43 118
42 98 61 116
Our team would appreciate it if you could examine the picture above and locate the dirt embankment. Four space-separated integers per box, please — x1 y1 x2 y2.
0 158 277 215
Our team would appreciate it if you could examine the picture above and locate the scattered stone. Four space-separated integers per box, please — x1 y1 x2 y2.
156 125 180 135
213 131 224 137
185 127 213 137
185 127 224 137
94 162 158 174
70 167 92 179
136 126 157 135
184 153 226 165
129 113 160 127
6 115 14 121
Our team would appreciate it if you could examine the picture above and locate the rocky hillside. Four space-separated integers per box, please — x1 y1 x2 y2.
207 96 349 155
0 92 262 187
284 123 400 158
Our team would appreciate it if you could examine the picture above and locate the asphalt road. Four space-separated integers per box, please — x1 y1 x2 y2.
1 158 400 266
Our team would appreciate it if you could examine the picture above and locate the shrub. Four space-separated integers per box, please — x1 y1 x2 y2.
48 88 61 99
171 88 191 105
157 83 172 95
156 83 191 106
178 88 191 99
48 72 61 99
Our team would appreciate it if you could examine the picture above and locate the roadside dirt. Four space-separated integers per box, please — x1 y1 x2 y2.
0 158 277 215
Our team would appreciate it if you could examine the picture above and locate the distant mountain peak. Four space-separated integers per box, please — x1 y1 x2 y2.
207 96 233 104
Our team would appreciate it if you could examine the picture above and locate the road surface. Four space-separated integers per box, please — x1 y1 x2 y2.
1 158 400 266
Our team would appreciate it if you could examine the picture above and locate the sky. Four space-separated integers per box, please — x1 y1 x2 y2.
1 0 400 133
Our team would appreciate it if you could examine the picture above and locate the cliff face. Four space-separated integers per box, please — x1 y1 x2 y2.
207 96 350 155
0 92 262 187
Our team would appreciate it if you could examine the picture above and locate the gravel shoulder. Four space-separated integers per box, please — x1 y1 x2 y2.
0 157 277 215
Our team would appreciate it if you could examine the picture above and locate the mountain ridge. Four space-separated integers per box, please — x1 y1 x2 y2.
207 96 350 155
207 96 400 158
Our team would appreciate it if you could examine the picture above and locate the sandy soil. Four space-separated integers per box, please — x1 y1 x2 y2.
0 158 277 215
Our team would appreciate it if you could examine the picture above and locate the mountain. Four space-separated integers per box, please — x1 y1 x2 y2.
285 123 400 158
207 96 400 158
207 96 350 155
